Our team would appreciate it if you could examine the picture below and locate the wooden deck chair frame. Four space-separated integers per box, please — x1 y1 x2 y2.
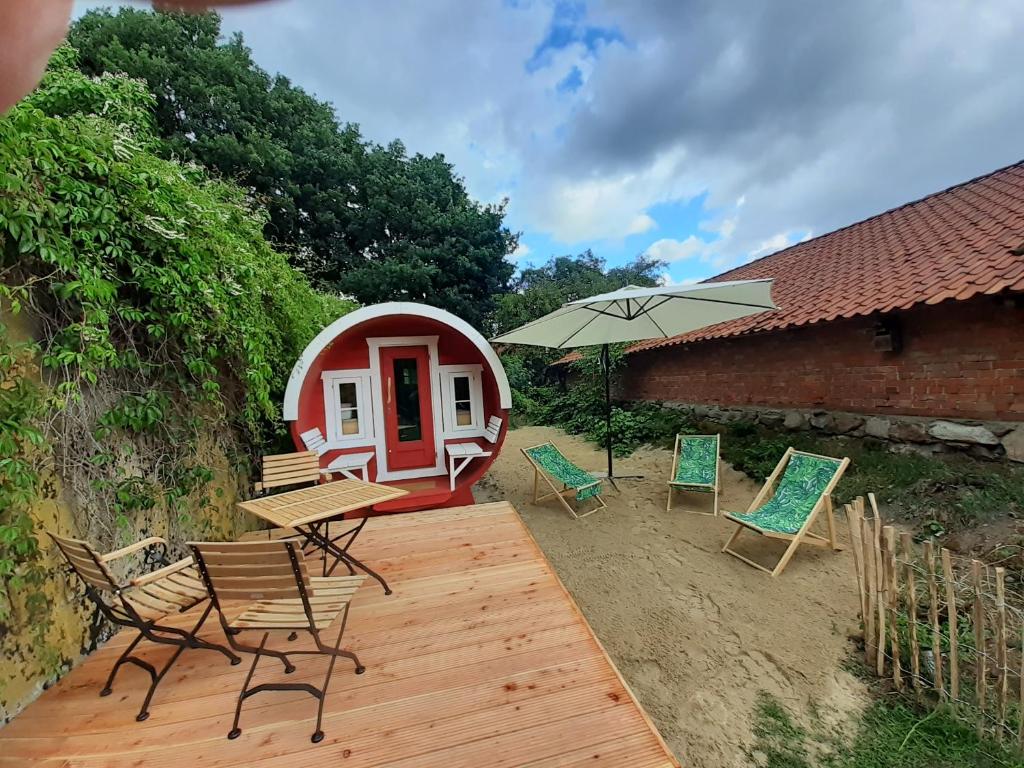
521 442 608 520
48 533 241 722
721 447 850 577
189 540 365 744
666 433 721 516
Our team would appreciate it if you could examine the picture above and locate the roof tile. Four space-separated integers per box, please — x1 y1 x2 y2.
610 160 1024 357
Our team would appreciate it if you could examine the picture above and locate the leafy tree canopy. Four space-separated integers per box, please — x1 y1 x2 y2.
69 8 516 328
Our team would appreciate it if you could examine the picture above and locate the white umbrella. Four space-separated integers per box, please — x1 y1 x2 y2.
492 279 777 481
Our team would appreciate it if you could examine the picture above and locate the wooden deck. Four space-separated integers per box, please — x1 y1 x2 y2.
0 502 679 767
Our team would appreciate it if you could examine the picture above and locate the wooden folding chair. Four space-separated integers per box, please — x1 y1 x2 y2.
721 448 850 577
252 450 371 579
48 532 240 722
666 433 721 515
253 450 322 494
521 441 607 520
189 540 365 744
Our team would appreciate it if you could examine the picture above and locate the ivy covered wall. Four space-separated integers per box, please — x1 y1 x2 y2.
0 48 352 718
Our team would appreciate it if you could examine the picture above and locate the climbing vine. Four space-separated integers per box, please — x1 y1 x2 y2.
0 47 353 627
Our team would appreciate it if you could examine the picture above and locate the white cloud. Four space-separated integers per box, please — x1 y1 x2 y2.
748 232 795 259
511 242 531 259
645 236 705 263
77 0 1024 274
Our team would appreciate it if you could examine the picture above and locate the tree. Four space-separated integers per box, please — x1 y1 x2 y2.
68 8 515 328
493 251 666 383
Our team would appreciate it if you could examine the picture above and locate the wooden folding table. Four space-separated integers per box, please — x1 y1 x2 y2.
237 479 408 594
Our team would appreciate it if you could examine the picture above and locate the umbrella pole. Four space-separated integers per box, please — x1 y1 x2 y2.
602 343 613 481
600 343 642 486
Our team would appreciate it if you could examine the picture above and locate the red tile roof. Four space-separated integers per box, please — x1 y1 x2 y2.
559 160 1024 362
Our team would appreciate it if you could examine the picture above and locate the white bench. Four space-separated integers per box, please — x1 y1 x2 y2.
444 416 503 491
324 451 375 481
299 427 374 481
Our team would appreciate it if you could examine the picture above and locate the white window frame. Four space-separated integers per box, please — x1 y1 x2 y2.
439 364 485 437
321 369 375 447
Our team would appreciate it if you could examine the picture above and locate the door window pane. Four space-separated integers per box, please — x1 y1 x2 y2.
393 358 422 442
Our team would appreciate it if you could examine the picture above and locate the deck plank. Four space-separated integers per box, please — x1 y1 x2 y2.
0 501 679 767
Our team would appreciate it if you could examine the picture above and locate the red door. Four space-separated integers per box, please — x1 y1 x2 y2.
380 345 436 472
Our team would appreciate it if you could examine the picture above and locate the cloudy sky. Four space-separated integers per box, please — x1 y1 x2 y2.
79 1 1024 283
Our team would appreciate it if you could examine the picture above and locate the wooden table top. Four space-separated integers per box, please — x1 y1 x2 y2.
237 479 409 528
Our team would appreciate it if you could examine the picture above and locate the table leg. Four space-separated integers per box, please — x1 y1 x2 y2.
297 523 392 595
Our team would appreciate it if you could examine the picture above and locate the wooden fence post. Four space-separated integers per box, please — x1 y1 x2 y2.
995 567 1007 743
846 503 867 630
900 532 921 696
884 526 903 690
923 540 945 699
972 559 986 738
1018 625 1024 754
873 504 886 676
862 516 877 667
941 548 960 706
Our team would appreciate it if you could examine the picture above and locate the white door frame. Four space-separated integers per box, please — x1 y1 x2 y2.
366 335 446 481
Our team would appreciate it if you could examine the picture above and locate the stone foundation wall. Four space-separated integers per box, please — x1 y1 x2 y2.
655 400 1024 461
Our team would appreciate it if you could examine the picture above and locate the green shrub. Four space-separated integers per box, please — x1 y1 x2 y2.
0 47 351 621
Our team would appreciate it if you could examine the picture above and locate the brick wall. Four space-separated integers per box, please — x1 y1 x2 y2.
619 296 1024 421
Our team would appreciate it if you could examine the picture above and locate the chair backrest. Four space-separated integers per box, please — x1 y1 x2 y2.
299 428 329 456
483 415 503 444
189 540 311 604
257 451 321 492
524 442 590 484
48 532 119 593
672 434 719 485
768 450 846 518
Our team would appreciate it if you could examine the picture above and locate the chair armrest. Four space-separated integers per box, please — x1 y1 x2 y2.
130 556 195 587
100 536 168 563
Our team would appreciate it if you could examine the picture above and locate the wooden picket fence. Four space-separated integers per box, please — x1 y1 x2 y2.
846 495 1024 749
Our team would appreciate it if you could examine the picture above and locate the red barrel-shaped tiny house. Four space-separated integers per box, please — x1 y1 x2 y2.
282 303 511 511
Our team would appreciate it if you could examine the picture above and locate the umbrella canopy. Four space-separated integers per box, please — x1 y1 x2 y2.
492 279 777 348
491 279 777 485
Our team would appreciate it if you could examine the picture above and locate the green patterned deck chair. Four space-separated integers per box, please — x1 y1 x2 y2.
666 434 721 515
522 442 607 519
722 447 850 577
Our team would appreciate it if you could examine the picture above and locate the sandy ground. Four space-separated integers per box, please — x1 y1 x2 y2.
474 426 867 768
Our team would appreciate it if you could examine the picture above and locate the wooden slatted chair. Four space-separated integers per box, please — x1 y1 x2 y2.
721 448 850 577
522 441 607 519
188 540 365 744
252 450 374 582
666 434 721 515
254 450 322 494
48 532 240 722
249 450 319 546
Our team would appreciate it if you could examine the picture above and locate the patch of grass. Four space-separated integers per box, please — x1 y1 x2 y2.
749 693 1024 768
749 692 813 768
840 700 1023 768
